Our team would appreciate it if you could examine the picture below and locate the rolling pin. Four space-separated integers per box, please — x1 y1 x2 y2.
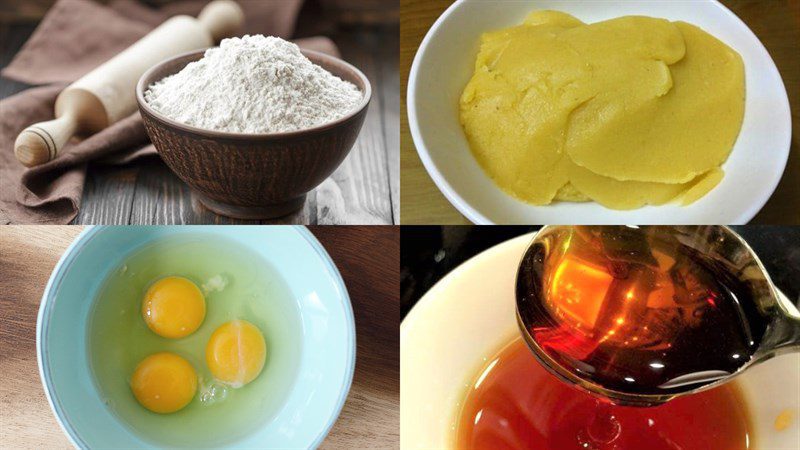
14 0 244 167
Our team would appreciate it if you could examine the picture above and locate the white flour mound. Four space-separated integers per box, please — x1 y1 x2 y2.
145 35 363 134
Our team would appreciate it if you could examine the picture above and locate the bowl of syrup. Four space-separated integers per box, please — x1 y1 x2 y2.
400 231 800 450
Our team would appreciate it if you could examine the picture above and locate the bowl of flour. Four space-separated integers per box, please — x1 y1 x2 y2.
136 35 371 219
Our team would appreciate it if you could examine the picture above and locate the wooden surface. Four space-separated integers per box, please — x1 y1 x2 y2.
0 225 399 449
400 0 800 225
400 0 469 225
0 25 399 225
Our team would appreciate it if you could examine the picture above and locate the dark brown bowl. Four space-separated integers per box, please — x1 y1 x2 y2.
136 48 371 219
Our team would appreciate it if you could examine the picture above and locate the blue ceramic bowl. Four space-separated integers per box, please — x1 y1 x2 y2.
37 226 355 449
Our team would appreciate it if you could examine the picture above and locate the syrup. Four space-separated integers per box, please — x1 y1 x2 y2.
456 338 753 450
516 226 771 399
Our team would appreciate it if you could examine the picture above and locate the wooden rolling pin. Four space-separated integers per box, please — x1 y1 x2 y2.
14 0 244 167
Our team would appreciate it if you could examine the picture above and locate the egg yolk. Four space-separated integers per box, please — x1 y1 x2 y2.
142 276 205 339
130 352 197 414
206 320 266 387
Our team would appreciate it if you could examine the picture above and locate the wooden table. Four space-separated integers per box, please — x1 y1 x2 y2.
400 0 800 225
0 226 399 449
0 24 399 225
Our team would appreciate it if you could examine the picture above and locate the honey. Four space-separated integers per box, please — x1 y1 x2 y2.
456 338 752 450
516 226 771 398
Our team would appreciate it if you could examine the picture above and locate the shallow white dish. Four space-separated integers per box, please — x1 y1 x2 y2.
400 234 800 449
407 0 792 224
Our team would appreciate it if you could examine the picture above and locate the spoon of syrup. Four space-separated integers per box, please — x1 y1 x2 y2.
516 225 800 407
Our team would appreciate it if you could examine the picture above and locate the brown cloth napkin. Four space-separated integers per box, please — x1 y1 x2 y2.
0 0 339 224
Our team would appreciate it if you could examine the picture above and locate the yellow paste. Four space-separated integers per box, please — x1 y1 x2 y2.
459 11 744 209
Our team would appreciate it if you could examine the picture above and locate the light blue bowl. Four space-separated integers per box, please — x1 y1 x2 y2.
36 226 355 449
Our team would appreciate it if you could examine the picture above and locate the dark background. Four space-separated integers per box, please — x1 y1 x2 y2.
401 226 800 319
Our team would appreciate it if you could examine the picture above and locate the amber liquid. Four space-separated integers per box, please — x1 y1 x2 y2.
516 226 770 396
456 338 753 450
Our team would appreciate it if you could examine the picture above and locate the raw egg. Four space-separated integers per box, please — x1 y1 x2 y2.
142 276 205 339
130 352 197 414
206 320 266 387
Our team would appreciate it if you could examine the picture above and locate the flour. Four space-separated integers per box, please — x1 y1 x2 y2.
144 35 363 134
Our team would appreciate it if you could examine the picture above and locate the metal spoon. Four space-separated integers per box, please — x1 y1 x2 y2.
515 225 800 406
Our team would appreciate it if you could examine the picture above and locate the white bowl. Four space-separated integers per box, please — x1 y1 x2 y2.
407 0 792 224
400 234 800 449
